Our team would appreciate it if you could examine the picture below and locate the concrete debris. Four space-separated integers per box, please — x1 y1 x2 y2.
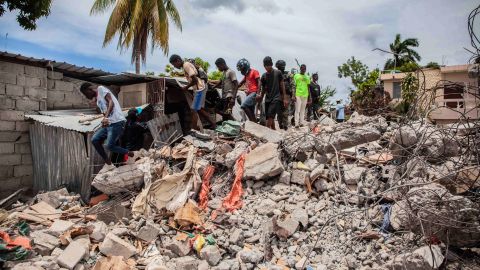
99 233 137 258
244 143 284 180
4 115 480 270
244 120 283 143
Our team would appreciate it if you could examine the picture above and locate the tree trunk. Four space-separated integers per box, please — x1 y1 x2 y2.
135 50 141 74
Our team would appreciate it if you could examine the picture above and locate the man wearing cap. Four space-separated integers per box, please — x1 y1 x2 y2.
237 59 260 122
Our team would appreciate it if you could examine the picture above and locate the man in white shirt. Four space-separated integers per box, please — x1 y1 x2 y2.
80 83 134 170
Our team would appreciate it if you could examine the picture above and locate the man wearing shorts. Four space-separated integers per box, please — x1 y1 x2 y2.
256 56 288 130
169 54 216 130
237 58 260 122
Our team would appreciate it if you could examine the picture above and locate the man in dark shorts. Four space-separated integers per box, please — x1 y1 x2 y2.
213 58 238 121
256 56 288 130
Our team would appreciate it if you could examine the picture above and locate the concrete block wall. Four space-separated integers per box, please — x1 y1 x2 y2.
0 60 91 198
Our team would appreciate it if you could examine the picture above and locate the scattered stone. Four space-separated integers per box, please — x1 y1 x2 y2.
279 171 291 185
136 220 161 242
99 233 137 258
48 219 74 237
200 245 222 266
165 239 192 257
174 256 198 270
238 249 263 264
290 169 309 185
273 215 299 239
229 229 244 245
90 221 108 242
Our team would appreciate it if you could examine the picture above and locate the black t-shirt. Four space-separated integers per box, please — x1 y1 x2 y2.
261 69 284 103
282 71 292 96
310 82 321 100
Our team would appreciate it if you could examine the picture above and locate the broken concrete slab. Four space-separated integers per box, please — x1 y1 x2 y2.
90 221 108 242
99 233 137 258
57 240 89 270
36 188 69 208
279 171 291 185
31 230 60 256
343 165 366 185
47 219 74 237
165 239 191 257
174 256 198 270
244 143 284 180
225 141 249 168
244 120 283 143
92 163 145 195
135 220 162 242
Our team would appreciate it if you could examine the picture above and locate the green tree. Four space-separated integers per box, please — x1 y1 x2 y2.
318 85 336 108
193 57 210 73
357 69 380 91
208 70 223 81
145 71 155 76
399 61 420 72
0 0 52 30
424 62 440 69
384 34 421 70
337 57 369 88
91 0 182 74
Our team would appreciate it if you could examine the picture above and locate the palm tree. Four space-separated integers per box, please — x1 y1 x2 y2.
384 34 421 70
91 0 182 74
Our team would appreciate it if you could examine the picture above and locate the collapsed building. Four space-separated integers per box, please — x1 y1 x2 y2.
0 51 479 270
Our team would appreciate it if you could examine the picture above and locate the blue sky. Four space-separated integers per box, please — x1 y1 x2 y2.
0 0 477 100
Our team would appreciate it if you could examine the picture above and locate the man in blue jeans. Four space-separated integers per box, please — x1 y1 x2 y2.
80 83 134 172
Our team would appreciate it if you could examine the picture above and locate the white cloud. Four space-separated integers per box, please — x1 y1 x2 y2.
0 0 476 100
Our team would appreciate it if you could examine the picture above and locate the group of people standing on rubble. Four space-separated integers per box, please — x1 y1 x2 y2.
168 54 327 131
78 54 344 171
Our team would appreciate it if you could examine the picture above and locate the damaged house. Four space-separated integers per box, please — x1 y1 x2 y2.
0 51 197 199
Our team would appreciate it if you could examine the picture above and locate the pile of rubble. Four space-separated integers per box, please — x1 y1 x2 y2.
2 115 480 270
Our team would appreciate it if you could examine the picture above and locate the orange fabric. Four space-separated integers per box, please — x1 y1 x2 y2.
0 231 31 250
89 194 109 206
199 165 215 210
222 153 246 212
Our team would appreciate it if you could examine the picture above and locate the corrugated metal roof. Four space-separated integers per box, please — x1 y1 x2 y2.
0 51 112 79
90 72 188 86
26 104 149 133
0 51 188 86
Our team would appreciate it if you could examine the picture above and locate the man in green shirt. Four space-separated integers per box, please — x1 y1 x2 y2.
293 64 311 127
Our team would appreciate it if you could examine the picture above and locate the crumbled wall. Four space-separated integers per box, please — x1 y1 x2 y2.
0 60 91 198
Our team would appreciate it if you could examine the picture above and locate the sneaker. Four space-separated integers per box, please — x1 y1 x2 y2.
99 163 116 174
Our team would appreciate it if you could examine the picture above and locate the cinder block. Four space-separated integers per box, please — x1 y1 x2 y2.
0 111 24 121
0 131 22 142
47 91 65 102
6 84 24 96
1 177 23 192
47 79 55 90
0 142 15 153
53 101 73 109
0 62 24 74
24 76 41 87
21 175 33 187
25 87 47 100
0 72 16 84
0 154 21 165
47 71 63 80
0 83 5 95
39 100 46 111
0 120 15 130
21 154 32 165
14 165 33 177
54 80 74 92
15 121 30 132
15 133 30 143
0 97 15 109
16 75 25 86
0 166 14 178
25 66 47 77
16 99 39 111
15 143 31 154
64 92 85 104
